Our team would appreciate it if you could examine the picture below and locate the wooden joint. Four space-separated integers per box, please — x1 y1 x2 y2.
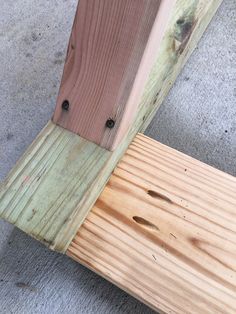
0 0 223 254
0 1 228 311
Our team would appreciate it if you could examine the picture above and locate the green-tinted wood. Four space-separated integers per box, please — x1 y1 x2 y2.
0 0 223 252
0 122 110 247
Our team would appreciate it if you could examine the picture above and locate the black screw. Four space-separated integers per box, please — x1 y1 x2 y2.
62 100 70 111
106 118 115 129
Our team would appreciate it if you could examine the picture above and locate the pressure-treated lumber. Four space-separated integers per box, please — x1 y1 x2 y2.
0 0 223 252
53 0 174 150
68 133 236 314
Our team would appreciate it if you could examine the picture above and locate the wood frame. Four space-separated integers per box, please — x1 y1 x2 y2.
68 133 236 313
0 0 223 253
0 1 230 312
53 0 174 150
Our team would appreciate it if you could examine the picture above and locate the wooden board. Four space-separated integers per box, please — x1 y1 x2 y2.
68 133 236 314
53 0 174 150
0 0 223 252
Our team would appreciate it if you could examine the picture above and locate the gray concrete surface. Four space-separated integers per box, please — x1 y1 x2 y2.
0 0 235 313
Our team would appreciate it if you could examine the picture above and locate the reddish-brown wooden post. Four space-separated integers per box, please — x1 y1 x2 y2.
53 0 174 150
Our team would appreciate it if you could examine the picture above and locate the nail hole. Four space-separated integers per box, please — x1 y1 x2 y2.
176 18 185 25
147 190 172 203
133 216 159 232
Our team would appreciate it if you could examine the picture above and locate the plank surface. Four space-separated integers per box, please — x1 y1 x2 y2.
0 0 223 252
68 133 236 314
53 0 174 150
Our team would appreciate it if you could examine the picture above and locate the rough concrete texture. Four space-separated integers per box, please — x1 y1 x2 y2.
0 0 235 313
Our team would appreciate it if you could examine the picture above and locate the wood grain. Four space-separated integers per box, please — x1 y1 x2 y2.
53 0 174 150
68 133 236 314
0 0 223 252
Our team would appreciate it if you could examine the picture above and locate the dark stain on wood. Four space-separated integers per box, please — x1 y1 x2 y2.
147 190 173 204
133 216 160 232
174 16 197 55
27 208 37 222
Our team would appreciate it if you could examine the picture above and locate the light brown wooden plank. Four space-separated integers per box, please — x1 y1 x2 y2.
68 133 236 314
53 0 174 150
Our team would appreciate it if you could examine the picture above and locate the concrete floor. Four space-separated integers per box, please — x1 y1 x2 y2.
0 0 235 313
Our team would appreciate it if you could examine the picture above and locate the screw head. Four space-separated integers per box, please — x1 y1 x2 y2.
62 100 70 111
106 118 115 129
